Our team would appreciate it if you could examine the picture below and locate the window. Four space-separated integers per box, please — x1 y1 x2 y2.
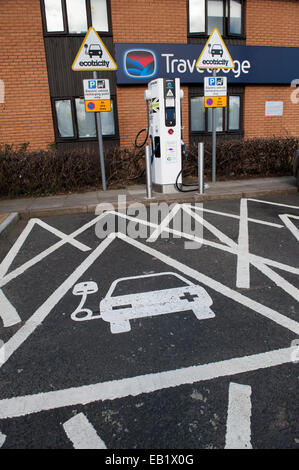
54 97 116 140
55 100 74 137
42 0 109 34
190 94 242 134
66 0 88 34
189 0 244 37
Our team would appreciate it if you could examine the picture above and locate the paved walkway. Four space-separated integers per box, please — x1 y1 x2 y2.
0 176 297 227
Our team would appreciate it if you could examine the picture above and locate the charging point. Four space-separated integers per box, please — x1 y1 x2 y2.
145 78 184 193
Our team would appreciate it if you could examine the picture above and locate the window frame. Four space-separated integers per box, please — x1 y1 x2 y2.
188 0 245 39
41 0 112 37
189 90 244 136
52 96 118 143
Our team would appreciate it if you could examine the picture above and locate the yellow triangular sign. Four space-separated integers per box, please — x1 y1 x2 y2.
196 28 235 70
72 27 117 71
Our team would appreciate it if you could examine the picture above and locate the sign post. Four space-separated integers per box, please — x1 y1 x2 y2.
72 27 117 191
196 28 235 183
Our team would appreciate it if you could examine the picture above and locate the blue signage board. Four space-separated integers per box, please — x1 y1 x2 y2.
115 43 299 85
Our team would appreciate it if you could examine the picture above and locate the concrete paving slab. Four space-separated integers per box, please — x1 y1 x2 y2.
0 176 296 219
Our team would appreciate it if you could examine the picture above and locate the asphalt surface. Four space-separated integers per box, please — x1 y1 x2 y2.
0 194 298 452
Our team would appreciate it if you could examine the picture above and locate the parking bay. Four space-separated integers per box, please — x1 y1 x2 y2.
0 195 298 449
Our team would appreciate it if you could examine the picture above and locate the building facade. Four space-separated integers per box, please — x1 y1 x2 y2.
0 0 298 151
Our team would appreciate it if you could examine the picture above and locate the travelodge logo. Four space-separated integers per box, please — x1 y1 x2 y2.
124 49 157 79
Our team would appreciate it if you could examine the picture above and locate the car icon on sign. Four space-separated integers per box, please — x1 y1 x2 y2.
100 272 215 334
211 44 223 57
87 44 103 58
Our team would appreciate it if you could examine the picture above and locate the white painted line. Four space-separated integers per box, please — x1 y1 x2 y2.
0 346 295 420
63 413 107 449
183 207 299 302
0 214 109 287
236 199 250 289
248 199 299 210
183 206 238 249
279 214 299 242
252 261 299 302
147 204 181 242
0 218 36 281
0 235 116 368
225 382 252 449
0 288 21 327
0 218 91 287
0 430 6 448
0 213 19 237
120 234 299 335
35 219 91 252
117 209 299 276
191 205 283 229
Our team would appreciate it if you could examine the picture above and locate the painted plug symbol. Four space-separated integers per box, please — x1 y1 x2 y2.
70 281 101 322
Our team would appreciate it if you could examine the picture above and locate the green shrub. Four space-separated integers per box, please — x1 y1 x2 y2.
0 137 297 198
185 136 298 180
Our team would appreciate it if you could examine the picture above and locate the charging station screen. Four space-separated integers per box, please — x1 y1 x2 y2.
165 107 175 126
166 108 174 119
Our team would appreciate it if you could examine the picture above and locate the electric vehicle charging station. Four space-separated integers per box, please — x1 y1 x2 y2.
144 78 184 194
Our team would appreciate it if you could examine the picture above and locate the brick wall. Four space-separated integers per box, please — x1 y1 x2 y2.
246 0 299 47
0 0 54 150
110 0 187 44
111 0 188 148
244 1 299 139
244 85 299 139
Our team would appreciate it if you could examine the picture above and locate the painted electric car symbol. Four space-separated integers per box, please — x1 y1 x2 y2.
100 272 215 334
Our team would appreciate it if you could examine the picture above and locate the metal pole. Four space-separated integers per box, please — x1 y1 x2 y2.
198 142 204 194
145 145 152 199
212 69 217 183
93 71 107 191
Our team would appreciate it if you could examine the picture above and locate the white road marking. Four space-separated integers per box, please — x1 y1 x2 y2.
0 235 116 368
0 288 21 327
191 205 283 228
0 430 6 448
182 207 299 302
236 199 250 289
225 382 252 449
63 413 107 449
279 214 299 242
0 213 111 287
0 346 295 420
147 204 181 242
120 233 299 334
247 199 299 210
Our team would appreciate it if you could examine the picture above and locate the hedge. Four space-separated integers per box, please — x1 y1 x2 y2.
0 136 297 198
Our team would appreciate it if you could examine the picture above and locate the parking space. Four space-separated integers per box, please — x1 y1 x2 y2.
0 195 298 449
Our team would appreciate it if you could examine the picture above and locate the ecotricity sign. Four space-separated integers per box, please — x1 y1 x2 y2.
115 43 299 85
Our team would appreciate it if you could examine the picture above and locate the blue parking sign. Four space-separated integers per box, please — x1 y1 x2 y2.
209 78 216 86
88 80 97 89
